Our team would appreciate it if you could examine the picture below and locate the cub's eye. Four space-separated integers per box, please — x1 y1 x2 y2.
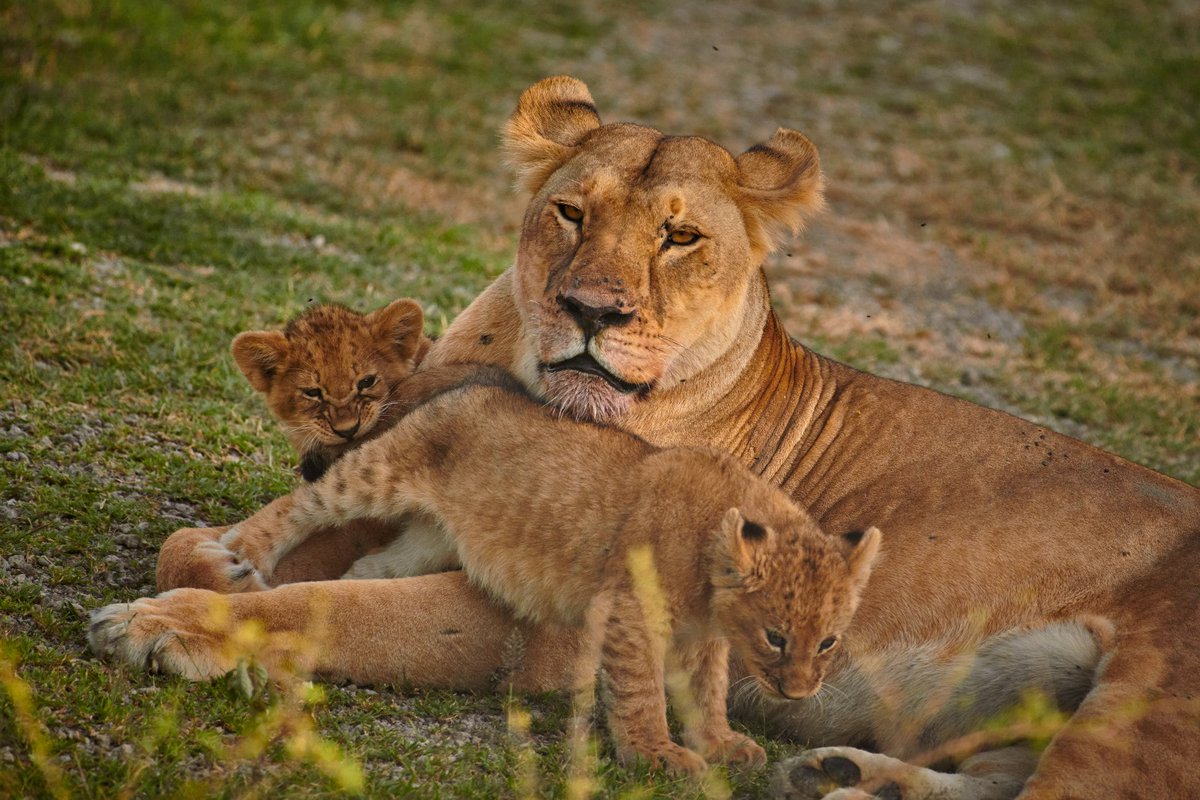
666 229 700 247
357 375 378 391
818 636 839 654
556 202 584 225
765 629 787 652
301 387 323 399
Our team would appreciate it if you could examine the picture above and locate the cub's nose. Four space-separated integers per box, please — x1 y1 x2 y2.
557 293 635 337
331 422 360 441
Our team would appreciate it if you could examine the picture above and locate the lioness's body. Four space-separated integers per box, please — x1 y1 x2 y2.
94 78 1199 799
245 365 880 774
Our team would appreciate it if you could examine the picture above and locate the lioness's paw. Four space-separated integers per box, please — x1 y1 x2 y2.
88 590 234 680
771 749 902 800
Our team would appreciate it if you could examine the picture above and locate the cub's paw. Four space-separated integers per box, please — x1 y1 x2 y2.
701 732 767 768
156 525 269 593
201 531 270 592
88 590 236 680
621 742 709 778
652 743 709 778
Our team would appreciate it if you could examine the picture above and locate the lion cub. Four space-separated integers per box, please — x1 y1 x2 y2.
253 363 882 776
231 300 432 481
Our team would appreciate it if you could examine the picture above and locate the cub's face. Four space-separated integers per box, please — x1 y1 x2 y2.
503 77 823 422
231 300 427 470
711 509 881 701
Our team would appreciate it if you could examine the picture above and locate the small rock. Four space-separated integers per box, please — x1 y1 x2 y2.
5 451 29 463
113 534 140 549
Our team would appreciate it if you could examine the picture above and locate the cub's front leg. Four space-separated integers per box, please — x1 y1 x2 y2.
680 637 767 768
600 591 708 777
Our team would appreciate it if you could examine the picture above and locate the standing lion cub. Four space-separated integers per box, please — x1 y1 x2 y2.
236 308 882 775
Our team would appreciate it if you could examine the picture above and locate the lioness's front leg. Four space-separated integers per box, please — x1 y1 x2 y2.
93 570 589 691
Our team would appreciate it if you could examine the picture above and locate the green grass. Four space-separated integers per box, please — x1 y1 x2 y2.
1 0 1197 797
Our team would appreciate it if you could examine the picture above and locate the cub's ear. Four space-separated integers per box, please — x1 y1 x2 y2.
734 128 824 256
841 526 882 589
503 75 602 195
369 299 425 362
720 507 773 575
231 331 289 393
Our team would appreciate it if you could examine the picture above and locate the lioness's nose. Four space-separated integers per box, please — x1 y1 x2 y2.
557 293 635 337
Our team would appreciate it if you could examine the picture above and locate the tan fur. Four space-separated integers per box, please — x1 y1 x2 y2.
233 364 880 774
231 299 430 479
95 77 1200 799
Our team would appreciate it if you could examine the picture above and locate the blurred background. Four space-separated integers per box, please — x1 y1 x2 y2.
0 1 1196 797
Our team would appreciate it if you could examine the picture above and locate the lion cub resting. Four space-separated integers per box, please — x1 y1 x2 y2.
231 299 432 482
259 363 881 776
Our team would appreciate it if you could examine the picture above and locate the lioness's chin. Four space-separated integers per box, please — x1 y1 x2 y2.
539 370 640 423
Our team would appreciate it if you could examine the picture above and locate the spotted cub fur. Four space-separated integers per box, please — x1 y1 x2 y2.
252 364 882 776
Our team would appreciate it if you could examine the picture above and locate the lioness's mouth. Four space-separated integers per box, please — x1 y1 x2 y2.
542 354 650 395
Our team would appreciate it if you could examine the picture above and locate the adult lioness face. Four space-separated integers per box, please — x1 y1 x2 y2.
503 76 824 422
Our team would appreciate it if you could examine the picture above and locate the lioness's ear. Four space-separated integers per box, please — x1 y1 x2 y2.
735 128 824 256
503 75 602 195
842 526 882 589
369 299 425 362
231 331 289 393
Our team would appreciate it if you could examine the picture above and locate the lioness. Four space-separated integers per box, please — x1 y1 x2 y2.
92 77 1200 799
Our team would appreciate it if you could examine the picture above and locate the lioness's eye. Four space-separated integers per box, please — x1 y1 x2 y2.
765 629 787 652
557 203 584 224
667 229 700 246
301 387 322 399
818 636 838 654
357 375 377 391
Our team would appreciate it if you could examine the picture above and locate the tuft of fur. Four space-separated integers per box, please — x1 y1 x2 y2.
231 299 432 480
